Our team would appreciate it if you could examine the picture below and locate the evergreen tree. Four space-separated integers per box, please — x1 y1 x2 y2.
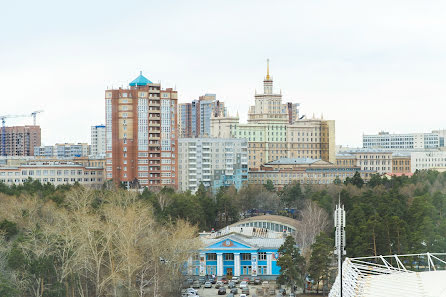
280 182 304 209
264 180 275 192
277 236 305 290
308 232 333 294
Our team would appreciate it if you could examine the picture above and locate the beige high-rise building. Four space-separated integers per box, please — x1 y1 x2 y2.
210 60 335 170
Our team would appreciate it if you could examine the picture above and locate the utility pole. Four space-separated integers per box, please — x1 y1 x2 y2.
334 194 346 297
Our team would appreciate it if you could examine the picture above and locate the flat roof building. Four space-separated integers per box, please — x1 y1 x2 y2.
249 158 374 189
0 161 104 189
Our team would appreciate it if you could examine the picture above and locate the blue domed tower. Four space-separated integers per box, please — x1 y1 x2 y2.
129 71 152 87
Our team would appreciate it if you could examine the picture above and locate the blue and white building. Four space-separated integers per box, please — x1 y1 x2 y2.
188 216 299 279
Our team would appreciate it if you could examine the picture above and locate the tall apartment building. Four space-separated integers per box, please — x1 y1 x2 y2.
91 124 106 156
34 143 90 158
178 94 227 138
178 138 248 193
210 61 335 170
1 126 41 156
363 131 441 150
105 72 178 189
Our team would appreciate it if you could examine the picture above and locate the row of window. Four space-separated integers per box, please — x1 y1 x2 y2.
205 253 268 261
1 177 102 183
0 170 101 177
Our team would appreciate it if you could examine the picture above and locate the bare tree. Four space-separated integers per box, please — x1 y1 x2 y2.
294 200 329 261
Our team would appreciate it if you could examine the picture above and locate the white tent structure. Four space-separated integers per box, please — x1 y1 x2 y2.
329 253 446 297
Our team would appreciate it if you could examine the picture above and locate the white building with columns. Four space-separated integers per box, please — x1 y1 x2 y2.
188 224 290 279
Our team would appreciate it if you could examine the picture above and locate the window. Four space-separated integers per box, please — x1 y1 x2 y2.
207 253 217 261
258 252 267 260
241 253 251 261
224 253 234 261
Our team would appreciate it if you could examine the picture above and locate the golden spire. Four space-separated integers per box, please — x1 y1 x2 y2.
266 59 271 80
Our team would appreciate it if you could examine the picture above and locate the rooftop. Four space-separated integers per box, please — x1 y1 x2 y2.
129 71 152 86
266 157 322 165
233 214 300 230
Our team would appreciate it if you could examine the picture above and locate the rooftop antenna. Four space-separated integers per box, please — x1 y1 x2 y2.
334 193 346 297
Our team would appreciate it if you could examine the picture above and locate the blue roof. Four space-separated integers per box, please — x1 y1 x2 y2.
129 71 152 86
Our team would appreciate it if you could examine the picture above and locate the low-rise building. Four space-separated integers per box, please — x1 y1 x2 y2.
178 138 248 193
190 218 296 279
0 161 104 188
411 151 446 172
249 158 375 189
34 143 90 159
336 149 393 175
392 153 411 174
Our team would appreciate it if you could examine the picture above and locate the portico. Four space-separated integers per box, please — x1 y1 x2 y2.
193 226 285 279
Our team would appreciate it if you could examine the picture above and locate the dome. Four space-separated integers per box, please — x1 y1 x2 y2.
129 71 152 86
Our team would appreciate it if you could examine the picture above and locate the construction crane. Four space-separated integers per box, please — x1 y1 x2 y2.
31 110 44 125
0 110 44 156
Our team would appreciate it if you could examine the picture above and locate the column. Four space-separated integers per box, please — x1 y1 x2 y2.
187 256 193 275
217 253 223 277
266 252 272 275
234 253 241 277
251 252 258 276
199 252 206 276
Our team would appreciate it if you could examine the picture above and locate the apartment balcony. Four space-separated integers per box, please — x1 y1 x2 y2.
149 123 160 127
149 116 161 120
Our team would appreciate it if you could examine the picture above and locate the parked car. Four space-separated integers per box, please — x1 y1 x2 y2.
254 278 261 285
231 276 240 284
240 281 248 289
268 288 275 295
288 293 295 297
218 287 227 295
215 281 223 289
204 281 212 288
240 294 247 297
230 287 238 294
228 281 236 289
192 281 201 289
241 287 250 295
227 294 235 297
210 277 217 284
198 276 206 284
221 277 228 284
186 288 198 295
262 281 269 287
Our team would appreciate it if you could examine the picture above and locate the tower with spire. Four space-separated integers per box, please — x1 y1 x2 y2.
264 59 273 94
248 59 298 124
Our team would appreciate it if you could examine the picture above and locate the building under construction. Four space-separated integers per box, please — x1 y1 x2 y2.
1 125 41 156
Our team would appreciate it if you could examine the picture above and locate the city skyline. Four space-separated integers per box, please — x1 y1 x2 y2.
3 0 446 147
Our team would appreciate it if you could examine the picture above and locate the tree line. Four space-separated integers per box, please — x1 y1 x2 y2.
1 170 446 295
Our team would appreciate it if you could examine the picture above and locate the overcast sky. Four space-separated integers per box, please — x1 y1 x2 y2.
2 0 446 147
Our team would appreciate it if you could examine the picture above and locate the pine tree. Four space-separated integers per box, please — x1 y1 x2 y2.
277 236 305 290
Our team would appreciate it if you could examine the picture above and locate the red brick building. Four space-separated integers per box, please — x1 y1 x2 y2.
105 72 178 190
1 125 41 156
